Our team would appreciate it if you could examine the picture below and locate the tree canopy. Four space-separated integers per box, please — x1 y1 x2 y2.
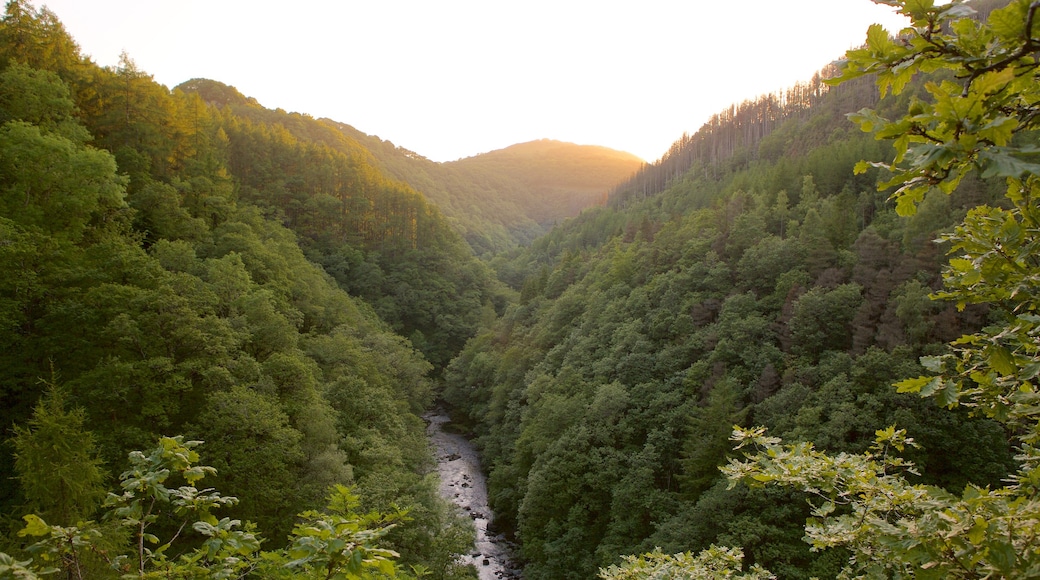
0 2 478 576
614 0 1040 576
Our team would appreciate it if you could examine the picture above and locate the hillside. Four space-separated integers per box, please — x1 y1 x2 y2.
171 77 506 371
330 124 642 256
0 3 480 575
450 139 644 224
3 0 1036 578
439 1 1027 577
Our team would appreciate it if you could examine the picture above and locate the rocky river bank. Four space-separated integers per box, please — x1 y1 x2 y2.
425 410 522 579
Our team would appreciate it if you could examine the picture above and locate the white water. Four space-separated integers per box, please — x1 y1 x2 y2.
426 410 521 579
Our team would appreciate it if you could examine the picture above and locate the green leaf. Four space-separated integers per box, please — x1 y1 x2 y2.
973 69 1015 97
895 189 924 217
903 0 934 17
19 514 50 538
979 150 1040 179
866 23 894 54
896 375 933 393
937 381 960 408
986 346 1016 375
1022 363 1040 381
967 518 987 544
940 3 976 19
977 116 1018 146
988 541 1018 574
920 376 942 397
989 2 1027 39
920 356 944 372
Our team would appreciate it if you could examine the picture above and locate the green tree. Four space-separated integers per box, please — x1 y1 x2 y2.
0 63 88 142
11 385 106 527
720 1 1040 578
0 1 83 77
787 283 863 360
0 120 126 242
190 386 306 542
679 378 745 498
600 546 771 580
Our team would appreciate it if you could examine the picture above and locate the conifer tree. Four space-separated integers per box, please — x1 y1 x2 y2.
11 385 106 527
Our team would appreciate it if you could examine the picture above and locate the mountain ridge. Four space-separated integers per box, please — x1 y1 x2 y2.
325 120 644 255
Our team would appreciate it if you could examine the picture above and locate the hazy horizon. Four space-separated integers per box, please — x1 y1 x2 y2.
36 0 910 163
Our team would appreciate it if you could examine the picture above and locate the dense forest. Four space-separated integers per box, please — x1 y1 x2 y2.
443 78 1010 577
329 128 643 257
2 0 1039 578
442 0 1038 578
0 1 491 577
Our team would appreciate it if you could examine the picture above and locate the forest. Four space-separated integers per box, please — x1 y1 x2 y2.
330 129 644 258
1 0 1039 578
0 1 490 577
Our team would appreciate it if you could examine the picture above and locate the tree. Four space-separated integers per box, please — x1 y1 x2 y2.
190 386 306 542
787 284 863 360
0 120 126 242
611 0 1040 577
0 63 126 244
599 546 772 580
11 385 106 527
0 63 88 142
680 378 745 498
720 1 1040 578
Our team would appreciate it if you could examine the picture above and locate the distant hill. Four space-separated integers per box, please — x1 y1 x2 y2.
450 139 644 225
328 124 642 255
157 86 590 258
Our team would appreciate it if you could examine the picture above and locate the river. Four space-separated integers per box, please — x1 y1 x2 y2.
425 409 522 579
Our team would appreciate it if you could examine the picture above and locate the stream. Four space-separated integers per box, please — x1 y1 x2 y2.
425 409 522 579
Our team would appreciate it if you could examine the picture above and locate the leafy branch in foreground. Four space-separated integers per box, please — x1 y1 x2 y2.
835 0 1040 215
5 436 408 580
599 546 773 580
724 426 1036 579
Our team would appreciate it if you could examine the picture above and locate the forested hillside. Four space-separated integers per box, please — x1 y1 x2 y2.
169 78 502 371
451 140 643 227
0 2 480 576
330 126 643 256
441 1 1030 578
3 0 1037 578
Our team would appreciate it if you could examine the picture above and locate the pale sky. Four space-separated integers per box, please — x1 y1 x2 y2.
35 1 909 163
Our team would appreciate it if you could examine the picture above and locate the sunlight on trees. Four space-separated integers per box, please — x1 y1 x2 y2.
716 1 1040 578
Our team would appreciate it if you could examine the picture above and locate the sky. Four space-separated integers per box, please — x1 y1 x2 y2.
34 1 910 163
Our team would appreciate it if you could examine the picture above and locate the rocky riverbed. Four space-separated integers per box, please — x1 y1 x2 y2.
425 410 521 579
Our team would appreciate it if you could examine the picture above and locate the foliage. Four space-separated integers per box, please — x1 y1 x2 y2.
838 0 1040 215
599 546 773 580
7 436 406 580
726 425 1036 579
263 485 403 580
720 1 1040 578
441 1 1026 577
10 385 106 527
0 4 473 574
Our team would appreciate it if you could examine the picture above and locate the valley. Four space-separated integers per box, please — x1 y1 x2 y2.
1 0 1037 578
